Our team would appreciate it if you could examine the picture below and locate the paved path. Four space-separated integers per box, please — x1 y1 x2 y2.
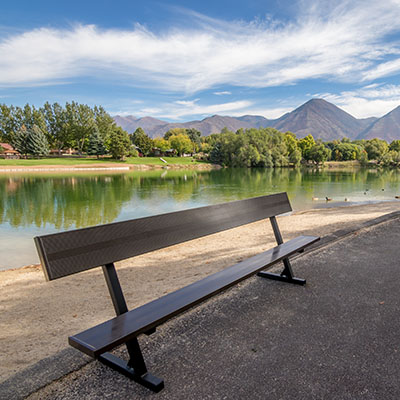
3 215 400 400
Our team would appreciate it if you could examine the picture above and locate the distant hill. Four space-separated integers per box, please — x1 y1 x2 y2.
113 114 258 138
357 106 400 142
271 99 366 140
113 99 400 141
236 115 271 128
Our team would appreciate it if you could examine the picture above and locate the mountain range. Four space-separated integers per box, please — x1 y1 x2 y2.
113 99 400 142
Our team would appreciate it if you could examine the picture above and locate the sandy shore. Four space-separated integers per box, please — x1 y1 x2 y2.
0 162 218 172
1 201 400 383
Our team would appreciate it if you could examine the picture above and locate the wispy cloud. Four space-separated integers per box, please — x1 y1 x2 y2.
318 83 400 118
214 91 232 96
138 100 253 120
1 1 400 93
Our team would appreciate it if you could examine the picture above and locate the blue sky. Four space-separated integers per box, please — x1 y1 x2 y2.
2 0 400 121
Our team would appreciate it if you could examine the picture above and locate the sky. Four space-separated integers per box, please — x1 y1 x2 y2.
1 0 400 121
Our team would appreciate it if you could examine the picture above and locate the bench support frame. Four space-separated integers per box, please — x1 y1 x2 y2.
101 263 164 392
257 217 306 285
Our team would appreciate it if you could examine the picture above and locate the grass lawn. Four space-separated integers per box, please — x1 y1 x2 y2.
0 156 207 166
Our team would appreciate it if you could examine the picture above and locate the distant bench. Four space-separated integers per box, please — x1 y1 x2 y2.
35 192 320 392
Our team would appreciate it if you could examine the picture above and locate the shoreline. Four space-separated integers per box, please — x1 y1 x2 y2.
0 162 219 172
1 201 400 383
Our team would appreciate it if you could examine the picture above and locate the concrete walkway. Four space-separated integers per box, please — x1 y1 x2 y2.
3 214 400 399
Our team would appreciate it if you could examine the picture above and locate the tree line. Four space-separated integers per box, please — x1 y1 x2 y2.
205 127 400 168
0 102 131 158
1 102 400 167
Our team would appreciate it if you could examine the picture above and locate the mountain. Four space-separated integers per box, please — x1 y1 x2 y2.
270 99 366 140
236 115 271 128
113 115 167 135
113 99 400 141
113 115 259 138
357 106 400 142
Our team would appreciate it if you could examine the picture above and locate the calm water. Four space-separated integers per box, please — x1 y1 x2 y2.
1 167 400 269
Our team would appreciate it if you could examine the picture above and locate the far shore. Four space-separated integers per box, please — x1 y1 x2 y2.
0 162 219 172
1 201 400 383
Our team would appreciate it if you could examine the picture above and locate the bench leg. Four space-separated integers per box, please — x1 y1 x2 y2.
98 340 164 393
257 257 306 285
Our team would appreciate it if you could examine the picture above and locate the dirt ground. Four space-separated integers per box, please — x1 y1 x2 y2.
1 201 400 383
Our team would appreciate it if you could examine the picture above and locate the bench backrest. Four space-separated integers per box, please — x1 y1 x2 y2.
35 192 291 281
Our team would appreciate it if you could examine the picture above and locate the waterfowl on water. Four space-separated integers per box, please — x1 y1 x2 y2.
325 196 332 201
312 197 319 201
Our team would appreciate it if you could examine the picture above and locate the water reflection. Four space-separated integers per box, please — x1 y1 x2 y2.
0 167 399 268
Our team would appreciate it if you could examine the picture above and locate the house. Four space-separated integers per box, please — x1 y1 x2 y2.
0 143 20 159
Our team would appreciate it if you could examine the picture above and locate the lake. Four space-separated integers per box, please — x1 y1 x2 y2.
1 167 400 270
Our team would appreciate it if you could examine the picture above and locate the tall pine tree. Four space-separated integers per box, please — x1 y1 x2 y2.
26 125 50 156
87 130 106 158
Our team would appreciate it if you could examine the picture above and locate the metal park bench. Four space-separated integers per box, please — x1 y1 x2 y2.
34 192 320 392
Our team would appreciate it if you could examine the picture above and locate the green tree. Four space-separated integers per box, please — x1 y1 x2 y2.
94 105 116 142
66 102 96 154
186 128 202 153
169 134 192 156
164 127 186 140
131 127 153 156
26 125 50 156
12 125 29 156
153 137 170 152
41 102 71 152
308 143 331 166
332 143 362 161
87 130 107 158
389 140 400 152
107 126 131 159
298 134 316 160
364 139 389 162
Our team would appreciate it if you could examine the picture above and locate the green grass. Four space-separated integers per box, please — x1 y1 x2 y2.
0 156 207 166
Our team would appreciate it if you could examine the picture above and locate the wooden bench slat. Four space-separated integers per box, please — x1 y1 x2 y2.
69 235 319 358
35 193 292 281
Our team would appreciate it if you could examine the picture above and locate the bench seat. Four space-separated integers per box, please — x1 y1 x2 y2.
69 235 319 358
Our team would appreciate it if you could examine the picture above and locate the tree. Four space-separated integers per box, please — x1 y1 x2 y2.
364 139 388 162
107 127 131 159
164 127 186 140
94 106 116 142
87 130 107 158
389 140 400 152
41 102 71 152
12 125 29 156
298 134 316 160
26 125 50 156
131 127 153 156
169 134 192 156
65 102 96 154
153 137 170 152
186 128 202 153
332 143 362 161
308 143 331 166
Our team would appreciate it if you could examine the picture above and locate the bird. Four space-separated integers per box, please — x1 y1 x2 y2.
344 198 348 202
396 196 400 199
325 196 332 201
312 197 319 201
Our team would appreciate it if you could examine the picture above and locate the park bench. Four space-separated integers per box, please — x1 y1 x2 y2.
34 192 320 392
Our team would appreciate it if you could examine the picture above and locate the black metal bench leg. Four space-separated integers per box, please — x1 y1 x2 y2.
257 257 306 285
98 338 164 392
101 263 164 392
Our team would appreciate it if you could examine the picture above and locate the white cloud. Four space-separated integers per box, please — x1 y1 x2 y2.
1 1 400 93
214 91 232 96
140 100 253 120
319 84 400 118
